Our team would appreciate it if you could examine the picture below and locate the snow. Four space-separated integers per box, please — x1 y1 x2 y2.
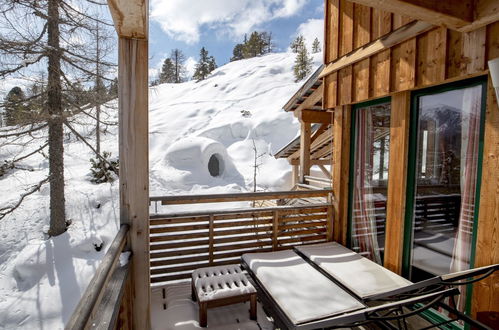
192 265 256 302
295 242 412 298
152 282 272 330
0 52 322 329
242 250 365 325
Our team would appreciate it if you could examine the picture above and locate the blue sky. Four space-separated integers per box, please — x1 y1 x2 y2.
148 0 324 79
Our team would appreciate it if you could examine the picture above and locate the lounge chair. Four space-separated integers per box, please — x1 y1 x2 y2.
241 243 497 330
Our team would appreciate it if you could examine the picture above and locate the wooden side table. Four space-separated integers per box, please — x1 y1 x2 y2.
191 264 257 327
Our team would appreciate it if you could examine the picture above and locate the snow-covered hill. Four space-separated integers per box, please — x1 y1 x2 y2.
0 52 322 329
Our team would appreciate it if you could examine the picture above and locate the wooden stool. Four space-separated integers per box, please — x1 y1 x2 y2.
191 264 257 327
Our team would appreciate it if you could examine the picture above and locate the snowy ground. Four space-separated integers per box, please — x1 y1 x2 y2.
0 52 321 329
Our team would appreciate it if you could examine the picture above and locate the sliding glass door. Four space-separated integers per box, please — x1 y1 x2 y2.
405 79 486 309
349 100 391 264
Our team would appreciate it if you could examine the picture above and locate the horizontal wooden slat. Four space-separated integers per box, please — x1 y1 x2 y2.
280 213 327 222
151 255 209 267
214 212 273 221
278 234 328 245
150 232 207 242
150 216 210 225
151 190 332 205
150 224 209 234
151 203 330 219
213 219 273 228
279 221 327 230
150 239 209 250
150 247 209 259
214 241 272 252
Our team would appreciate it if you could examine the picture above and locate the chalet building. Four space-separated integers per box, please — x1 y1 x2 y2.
283 0 499 322
66 0 498 329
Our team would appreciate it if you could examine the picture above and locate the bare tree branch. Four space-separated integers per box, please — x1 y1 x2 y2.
0 177 49 220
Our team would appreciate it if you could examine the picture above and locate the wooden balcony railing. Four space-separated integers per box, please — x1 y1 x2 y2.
66 225 132 330
149 190 333 284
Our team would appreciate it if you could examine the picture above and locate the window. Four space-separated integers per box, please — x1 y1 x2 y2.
349 100 391 264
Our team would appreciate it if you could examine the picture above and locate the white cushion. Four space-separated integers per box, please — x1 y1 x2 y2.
192 264 256 302
295 242 412 298
242 250 364 325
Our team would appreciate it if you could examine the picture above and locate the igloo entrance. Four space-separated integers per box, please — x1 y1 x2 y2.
208 153 224 177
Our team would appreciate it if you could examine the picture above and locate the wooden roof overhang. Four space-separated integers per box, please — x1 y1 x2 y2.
278 63 334 167
274 123 333 165
283 64 325 112
348 0 498 33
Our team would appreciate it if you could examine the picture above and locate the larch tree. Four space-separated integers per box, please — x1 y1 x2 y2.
170 49 187 83
0 0 116 234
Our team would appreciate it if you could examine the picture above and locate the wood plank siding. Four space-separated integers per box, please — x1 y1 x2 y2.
323 0 498 318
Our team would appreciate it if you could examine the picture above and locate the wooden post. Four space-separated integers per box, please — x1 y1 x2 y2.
332 105 351 244
272 210 279 251
118 37 150 329
299 121 311 183
291 164 299 186
209 214 214 264
384 91 411 274
472 75 499 316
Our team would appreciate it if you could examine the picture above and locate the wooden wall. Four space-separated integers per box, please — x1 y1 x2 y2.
323 0 499 109
324 0 499 317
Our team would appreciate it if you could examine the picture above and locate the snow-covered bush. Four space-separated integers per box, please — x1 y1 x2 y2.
89 151 119 184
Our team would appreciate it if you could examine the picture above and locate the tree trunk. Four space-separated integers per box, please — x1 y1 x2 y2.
47 0 66 236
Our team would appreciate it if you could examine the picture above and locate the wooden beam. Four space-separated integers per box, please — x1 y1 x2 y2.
294 83 324 113
289 159 332 165
332 105 351 244
384 92 411 274
320 20 434 78
118 37 150 329
463 0 499 32
295 109 331 124
287 127 332 161
292 165 299 186
108 0 148 39
299 122 312 183
151 190 333 205
472 74 499 316
348 0 472 30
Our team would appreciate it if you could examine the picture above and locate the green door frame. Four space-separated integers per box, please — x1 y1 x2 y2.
401 76 488 317
346 97 390 254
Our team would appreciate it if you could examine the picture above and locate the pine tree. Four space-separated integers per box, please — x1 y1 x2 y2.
3 87 27 126
290 35 305 53
159 58 176 83
231 43 245 61
208 56 217 72
293 42 313 82
193 48 217 81
244 31 262 58
170 49 187 83
312 37 321 53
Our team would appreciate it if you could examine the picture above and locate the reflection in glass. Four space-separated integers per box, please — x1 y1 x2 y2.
351 102 390 264
410 85 483 309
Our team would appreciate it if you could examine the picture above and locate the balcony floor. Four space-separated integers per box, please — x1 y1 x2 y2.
151 282 273 330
